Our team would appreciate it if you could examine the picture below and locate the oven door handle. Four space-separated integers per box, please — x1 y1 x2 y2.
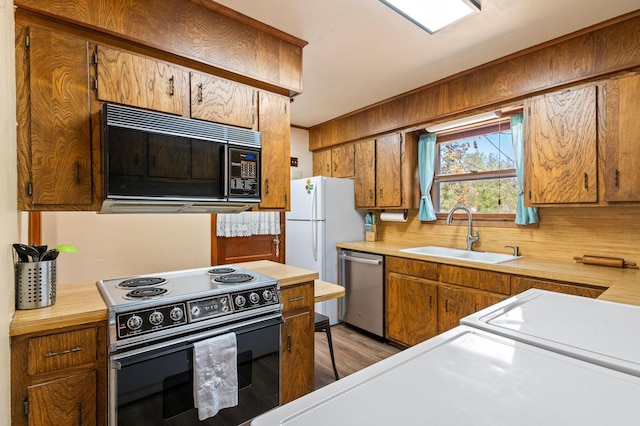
111 313 283 368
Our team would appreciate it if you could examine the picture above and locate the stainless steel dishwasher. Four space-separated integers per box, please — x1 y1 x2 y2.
339 250 384 337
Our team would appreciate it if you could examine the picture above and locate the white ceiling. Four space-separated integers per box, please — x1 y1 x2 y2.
214 0 640 128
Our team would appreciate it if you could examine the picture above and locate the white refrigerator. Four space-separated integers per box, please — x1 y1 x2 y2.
285 176 365 324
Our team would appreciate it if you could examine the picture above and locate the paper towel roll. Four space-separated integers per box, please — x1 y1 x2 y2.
380 210 408 222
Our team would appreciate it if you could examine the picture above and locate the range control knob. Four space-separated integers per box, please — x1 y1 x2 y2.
126 315 143 330
262 289 273 301
235 295 246 308
249 292 260 304
169 307 184 322
149 311 164 326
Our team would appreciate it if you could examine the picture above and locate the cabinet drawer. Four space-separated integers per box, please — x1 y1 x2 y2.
512 276 605 298
439 265 511 295
28 327 97 375
386 256 438 281
280 283 314 315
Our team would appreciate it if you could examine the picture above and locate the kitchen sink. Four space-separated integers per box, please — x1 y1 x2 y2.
399 246 521 264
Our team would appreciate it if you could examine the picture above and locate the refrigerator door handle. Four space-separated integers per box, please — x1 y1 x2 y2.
311 184 318 261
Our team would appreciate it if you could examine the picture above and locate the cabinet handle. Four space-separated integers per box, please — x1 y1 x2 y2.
78 402 83 426
583 173 588 189
445 299 449 313
615 169 620 188
45 346 83 358
333 162 337 172
197 83 203 104
75 161 80 185
288 296 305 303
265 179 270 194
326 164 330 173
429 295 433 309
287 334 292 353
168 76 175 96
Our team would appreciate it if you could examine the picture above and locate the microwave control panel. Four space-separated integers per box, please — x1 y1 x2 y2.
229 147 260 198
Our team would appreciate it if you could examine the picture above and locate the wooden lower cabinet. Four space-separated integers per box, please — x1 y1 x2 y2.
27 371 96 425
511 276 605 298
11 322 107 426
438 284 507 334
386 272 438 347
279 282 315 404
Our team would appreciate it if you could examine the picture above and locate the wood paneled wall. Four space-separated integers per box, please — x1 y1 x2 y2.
309 10 640 148
379 207 640 264
14 0 306 95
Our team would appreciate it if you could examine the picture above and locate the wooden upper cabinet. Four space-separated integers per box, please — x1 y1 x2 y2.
312 145 355 178
16 26 93 209
331 144 355 177
602 74 640 202
190 72 257 129
258 91 290 210
96 45 189 116
524 85 598 205
312 150 332 177
376 133 402 207
354 139 376 208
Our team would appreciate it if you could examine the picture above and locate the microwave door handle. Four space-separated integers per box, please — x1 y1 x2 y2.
224 145 229 198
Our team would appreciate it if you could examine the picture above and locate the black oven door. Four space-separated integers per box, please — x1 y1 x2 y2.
111 315 281 425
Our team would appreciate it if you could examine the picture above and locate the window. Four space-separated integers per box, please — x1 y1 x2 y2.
433 121 517 218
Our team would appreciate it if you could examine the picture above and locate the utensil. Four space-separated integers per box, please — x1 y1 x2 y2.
13 243 40 262
40 249 60 261
32 245 48 256
574 255 639 269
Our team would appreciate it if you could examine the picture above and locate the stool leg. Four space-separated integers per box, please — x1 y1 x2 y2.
324 327 339 380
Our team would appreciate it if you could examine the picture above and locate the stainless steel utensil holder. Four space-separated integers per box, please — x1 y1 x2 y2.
15 260 56 309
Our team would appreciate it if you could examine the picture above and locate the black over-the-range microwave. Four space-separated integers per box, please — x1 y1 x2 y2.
100 103 262 214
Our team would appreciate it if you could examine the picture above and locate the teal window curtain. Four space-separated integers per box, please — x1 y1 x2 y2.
418 132 437 221
510 114 539 225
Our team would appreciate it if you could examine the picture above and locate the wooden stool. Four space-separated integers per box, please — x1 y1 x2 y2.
314 312 339 381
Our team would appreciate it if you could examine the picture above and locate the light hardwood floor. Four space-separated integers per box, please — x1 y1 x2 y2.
315 323 402 389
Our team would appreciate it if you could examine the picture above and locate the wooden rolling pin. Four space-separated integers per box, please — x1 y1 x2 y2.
574 255 639 269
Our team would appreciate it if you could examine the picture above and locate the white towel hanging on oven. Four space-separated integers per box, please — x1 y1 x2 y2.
193 333 238 421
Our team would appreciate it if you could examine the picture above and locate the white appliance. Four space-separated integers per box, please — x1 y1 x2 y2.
461 288 640 377
252 325 640 425
285 176 364 324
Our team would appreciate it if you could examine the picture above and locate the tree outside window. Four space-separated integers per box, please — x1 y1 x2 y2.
433 122 517 217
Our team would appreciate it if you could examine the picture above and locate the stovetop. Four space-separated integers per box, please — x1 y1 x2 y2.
97 265 281 350
97 265 278 311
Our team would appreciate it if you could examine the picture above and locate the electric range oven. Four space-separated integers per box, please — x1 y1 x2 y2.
97 265 282 425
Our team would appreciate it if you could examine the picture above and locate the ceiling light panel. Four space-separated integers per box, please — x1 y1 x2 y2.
380 0 481 33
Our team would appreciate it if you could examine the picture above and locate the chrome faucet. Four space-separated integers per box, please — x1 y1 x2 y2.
445 206 479 251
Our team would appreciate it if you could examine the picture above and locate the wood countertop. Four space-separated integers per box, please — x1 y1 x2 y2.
9 260 318 337
10 280 108 337
337 241 640 306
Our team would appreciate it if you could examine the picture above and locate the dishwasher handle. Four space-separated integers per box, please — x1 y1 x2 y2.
340 254 382 265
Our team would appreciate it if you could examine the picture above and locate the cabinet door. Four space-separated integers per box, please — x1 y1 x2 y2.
386 272 438 347
525 85 597 204
354 139 376 208
313 150 332 176
280 311 314 404
28 371 96 426
602 74 640 201
331 144 355 177
375 133 402 207
96 45 189 116
190 72 256 129
438 284 507 334
258 91 290 209
18 27 92 208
